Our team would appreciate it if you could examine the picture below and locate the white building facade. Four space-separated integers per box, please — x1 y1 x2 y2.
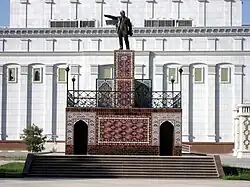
0 0 250 152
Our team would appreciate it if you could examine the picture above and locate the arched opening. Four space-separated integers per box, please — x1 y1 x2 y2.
74 120 88 155
160 121 174 156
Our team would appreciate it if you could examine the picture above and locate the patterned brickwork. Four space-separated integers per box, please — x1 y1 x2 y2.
65 112 96 154
151 112 182 147
97 116 150 144
114 50 135 108
65 108 182 155
88 145 158 155
115 80 134 108
114 50 134 79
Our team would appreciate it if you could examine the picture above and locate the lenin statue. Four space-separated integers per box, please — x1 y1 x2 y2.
104 10 133 50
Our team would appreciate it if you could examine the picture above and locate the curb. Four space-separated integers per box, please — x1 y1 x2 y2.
0 150 28 153
0 173 24 178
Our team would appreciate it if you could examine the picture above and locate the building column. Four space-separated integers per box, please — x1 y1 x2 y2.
45 65 54 136
207 65 216 141
233 65 244 107
181 65 190 142
19 65 28 136
0 66 3 140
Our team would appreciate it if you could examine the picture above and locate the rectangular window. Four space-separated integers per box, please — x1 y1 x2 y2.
103 68 113 79
58 68 66 82
194 67 203 83
220 67 231 83
144 20 175 27
106 20 117 26
177 20 192 27
168 68 178 82
80 21 95 28
98 65 113 79
8 68 17 83
33 68 43 82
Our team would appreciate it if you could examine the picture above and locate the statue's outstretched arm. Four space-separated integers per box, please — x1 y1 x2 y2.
104 14 118 20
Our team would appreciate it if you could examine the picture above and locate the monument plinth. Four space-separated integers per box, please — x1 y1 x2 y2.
65 50 182 156
114 50 134 108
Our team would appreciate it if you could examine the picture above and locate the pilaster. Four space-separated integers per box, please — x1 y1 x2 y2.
45 65 54 136
207 65 216 141
19 65 28 136
0 66 3 140
181 65 190 142
233 65 244 107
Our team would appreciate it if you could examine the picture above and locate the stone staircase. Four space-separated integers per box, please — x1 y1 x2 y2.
24 155 222 178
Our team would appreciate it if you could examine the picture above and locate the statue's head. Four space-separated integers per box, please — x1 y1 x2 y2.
120 10 125 17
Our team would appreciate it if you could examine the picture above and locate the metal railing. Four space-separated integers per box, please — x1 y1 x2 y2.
67 90 181 109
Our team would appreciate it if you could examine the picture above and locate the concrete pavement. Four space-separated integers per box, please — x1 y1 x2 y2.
220 154 250 169
0 179 249 187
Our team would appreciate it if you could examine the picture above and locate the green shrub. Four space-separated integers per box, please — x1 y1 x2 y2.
20 124 47 153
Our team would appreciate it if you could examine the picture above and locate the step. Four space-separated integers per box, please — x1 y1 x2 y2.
26 173 219 178
30 168 217 172
32 159 215 163
35 156 214 161
31 162 216 167
31 165 216 169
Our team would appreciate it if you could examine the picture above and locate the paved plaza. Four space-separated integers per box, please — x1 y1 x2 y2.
0 179 249 187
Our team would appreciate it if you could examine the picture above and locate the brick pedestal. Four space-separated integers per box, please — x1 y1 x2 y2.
114 50 135 108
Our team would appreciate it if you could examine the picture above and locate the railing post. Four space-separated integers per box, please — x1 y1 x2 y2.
65 66 70 107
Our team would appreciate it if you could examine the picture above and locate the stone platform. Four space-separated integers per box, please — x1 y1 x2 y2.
65 108 182 156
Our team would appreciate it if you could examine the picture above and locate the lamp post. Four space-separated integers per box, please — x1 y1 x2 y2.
179 68 183 108
72 76 76 106
170 76 175 107
170 76 175 95
65 66 70 106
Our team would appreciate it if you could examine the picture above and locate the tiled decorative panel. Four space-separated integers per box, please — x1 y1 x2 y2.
65 112 96 154
97 116 150 144
88 145 158 155
97 79 114 91
151 112 182 147
114 50 135 108
96 79 115 107
115 80 134 108
114 50 135 79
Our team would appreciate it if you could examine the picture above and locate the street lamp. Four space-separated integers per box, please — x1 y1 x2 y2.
170 76 175 106
179 68 183 108
72 76 76 106
65 66 70 106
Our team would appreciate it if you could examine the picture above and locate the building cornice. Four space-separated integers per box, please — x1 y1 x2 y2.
0 51 250 57
0 26 250 38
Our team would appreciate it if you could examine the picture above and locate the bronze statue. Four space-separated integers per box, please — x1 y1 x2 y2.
104 10 133 50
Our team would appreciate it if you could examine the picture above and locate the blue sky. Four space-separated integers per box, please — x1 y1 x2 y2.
0 0 249 26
